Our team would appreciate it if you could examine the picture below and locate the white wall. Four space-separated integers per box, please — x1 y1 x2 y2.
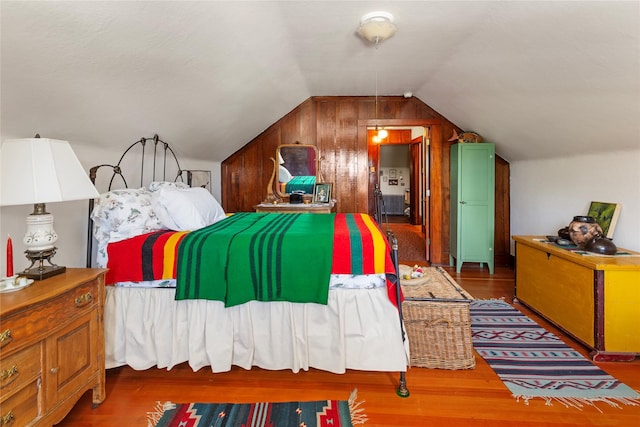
379 167 410 196
511 149 640 253
380 145 410 196
0 143 221 274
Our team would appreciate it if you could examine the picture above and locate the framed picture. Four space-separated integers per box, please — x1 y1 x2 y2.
587 201 621 238
313 183 332 203
389 169 397 178
180 170 212 193
388 179 398 186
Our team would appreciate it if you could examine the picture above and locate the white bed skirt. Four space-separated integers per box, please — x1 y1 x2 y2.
104 286 409 373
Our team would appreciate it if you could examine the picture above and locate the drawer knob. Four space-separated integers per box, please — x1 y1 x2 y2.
0 411 14 426
50 367 59 374
0 330 12 349
75 292 93 307
0 365 19 388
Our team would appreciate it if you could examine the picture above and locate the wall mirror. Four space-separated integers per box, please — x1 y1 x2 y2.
275 143 319 198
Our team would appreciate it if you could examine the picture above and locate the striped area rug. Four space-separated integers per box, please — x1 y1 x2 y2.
147 389 366 426
470 299 640 410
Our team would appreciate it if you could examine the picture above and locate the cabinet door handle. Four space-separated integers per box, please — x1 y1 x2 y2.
50 367 59 374
0 330 12 349
0 365 19 388
460 201 466 204
75 292 93 307
0 411 14 426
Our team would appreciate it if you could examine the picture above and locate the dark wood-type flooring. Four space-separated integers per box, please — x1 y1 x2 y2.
58 233 640 426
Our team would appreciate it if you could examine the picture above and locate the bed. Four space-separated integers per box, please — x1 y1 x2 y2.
87 135 409 394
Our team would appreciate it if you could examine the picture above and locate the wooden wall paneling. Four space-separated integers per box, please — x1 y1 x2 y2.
221 96 511 266
280 111 299 145
397 97 419 118
335 99 359 212
316 99 338 208
298 99 317 145
428 124 447 265
221 155 243 213
240 142 263 211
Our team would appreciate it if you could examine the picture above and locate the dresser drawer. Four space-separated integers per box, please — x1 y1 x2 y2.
0 342 41 397
0 269 106 425
0 378 40 426
0 279 99 354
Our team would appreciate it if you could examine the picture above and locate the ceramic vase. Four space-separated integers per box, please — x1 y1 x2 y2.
568 216 603 248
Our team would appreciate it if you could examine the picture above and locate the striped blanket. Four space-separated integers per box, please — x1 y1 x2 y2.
106 230 188 283
106 213 399 307
285 175 316 194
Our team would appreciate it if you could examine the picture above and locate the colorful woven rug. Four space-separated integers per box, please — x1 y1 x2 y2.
147 389 366 426
470 299 640 410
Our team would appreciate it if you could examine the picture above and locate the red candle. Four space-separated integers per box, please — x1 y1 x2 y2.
6 235 13 277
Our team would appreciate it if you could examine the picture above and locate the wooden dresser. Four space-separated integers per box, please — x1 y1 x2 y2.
0 268 107 426
513 236 640 361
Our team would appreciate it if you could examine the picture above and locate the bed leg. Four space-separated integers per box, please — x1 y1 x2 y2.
396 372 410 398
387 231 410 398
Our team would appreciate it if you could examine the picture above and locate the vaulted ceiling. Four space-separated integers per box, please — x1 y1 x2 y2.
2 1 638 163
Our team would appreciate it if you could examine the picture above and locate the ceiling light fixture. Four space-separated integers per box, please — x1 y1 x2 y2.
357 11 397 44
358 11 397 143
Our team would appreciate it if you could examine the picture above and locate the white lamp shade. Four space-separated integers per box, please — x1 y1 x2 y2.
0 138 100 206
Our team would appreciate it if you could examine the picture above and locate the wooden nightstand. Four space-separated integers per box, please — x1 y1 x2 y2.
0 268 107 426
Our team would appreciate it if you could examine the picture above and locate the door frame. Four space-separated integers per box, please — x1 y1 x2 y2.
359 119 444 263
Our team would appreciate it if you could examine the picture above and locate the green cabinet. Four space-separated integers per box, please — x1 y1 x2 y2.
449 143 495 274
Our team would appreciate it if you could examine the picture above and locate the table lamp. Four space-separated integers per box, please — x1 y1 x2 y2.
0 136 100 280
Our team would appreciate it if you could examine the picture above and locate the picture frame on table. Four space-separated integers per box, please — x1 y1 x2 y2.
313 183 332 203
587 201 621 238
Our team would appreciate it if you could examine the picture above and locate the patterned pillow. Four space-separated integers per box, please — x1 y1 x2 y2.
91 188 164 245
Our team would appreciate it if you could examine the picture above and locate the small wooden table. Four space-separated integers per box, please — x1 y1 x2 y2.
254 201 335 214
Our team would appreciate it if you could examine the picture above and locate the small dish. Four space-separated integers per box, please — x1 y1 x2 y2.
546 235 559 243
0 277 34 293
556 238 573 246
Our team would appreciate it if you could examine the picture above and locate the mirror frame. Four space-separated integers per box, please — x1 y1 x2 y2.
274 143 319 198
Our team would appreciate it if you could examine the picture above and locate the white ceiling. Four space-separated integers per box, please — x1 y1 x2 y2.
2 1 639 163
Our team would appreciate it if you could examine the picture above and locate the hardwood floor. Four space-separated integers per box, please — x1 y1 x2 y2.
58 265 640 427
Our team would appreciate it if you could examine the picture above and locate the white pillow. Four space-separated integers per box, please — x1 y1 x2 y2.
153 187 226 231
279 165 293 183
148 181 190 192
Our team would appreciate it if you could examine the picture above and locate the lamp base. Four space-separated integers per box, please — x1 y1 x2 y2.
23 248 66 280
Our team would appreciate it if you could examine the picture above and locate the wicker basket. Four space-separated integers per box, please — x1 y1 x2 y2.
400 266 475 370
403 300 475 369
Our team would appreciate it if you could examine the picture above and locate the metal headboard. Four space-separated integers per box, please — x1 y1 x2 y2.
86 134 184 267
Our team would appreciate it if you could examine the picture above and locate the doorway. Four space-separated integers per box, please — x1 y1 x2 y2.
370 127 427 225
367 126 429 259
379 144 411 223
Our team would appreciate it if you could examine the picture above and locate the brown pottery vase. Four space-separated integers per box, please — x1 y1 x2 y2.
568 216 603 248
